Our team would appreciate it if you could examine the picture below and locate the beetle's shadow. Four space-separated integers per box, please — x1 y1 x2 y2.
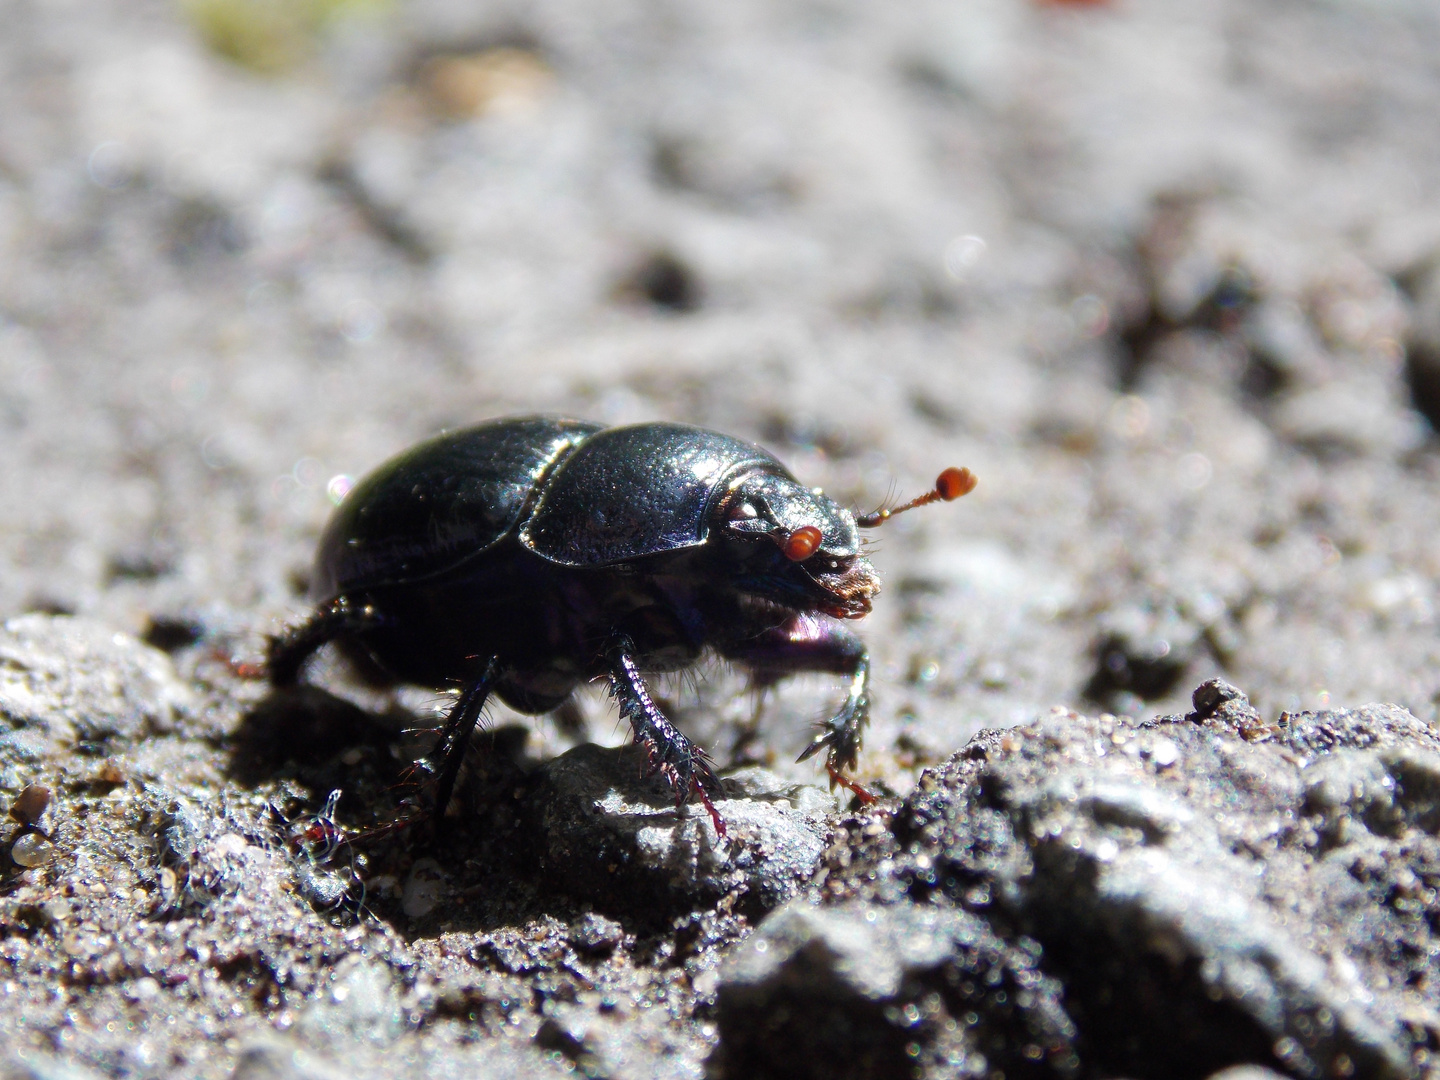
227 687 775 940
227 685 583 931
228 684 417 792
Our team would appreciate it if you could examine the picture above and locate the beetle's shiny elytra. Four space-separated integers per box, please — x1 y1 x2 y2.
269 416 974 830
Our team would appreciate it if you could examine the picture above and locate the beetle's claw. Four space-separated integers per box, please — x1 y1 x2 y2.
629 733 727 836
667 749 727 837
799 723 876 805
797 700 866 772
825 764 878 805
796 725 836 764
798 722 858 771
691 776 728 839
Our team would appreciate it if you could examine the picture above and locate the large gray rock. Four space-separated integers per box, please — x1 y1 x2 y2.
710 899 1075 1080
889 683 1431 1079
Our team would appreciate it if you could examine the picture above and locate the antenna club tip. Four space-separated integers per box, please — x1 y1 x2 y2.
936 467 977 501
855 466 976 528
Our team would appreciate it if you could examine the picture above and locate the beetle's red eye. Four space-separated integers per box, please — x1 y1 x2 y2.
782 526 822 561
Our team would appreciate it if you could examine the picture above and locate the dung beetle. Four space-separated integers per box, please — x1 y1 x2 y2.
268 416 975 829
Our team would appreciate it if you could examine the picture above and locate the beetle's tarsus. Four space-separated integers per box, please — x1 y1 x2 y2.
825 764 878 805
606 637 723 817
796 655 871 775
692 778 728 838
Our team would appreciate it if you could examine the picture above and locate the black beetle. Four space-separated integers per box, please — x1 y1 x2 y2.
268 417 974 829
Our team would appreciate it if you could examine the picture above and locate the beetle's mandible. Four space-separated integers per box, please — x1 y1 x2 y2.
268 417 975 829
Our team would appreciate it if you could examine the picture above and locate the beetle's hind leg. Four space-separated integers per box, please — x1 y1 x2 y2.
267 597 382 687
422 656 503 826
604 636 726 837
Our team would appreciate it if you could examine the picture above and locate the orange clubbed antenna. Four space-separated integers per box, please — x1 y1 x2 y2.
856 466 976 528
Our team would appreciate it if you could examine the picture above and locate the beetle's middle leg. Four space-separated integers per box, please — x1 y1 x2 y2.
604 635 725 835
720 617 874 803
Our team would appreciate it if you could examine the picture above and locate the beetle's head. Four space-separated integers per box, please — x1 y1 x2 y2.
711 470 879 619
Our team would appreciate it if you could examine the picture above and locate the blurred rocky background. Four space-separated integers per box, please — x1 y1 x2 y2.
5 0 1440 1076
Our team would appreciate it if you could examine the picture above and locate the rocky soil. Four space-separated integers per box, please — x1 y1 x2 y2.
5 0 1440 1076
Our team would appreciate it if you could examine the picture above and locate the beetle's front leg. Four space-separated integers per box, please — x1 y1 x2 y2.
720 617 874 802
604 635 725 835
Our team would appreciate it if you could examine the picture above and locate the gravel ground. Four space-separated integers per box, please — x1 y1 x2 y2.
5 0 1440 1076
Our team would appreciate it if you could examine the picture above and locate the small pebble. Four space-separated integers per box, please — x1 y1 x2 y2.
9 784 51 826
403 858 446 918
1150 738 1179 767
93 760 125 785
12 833 55 868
